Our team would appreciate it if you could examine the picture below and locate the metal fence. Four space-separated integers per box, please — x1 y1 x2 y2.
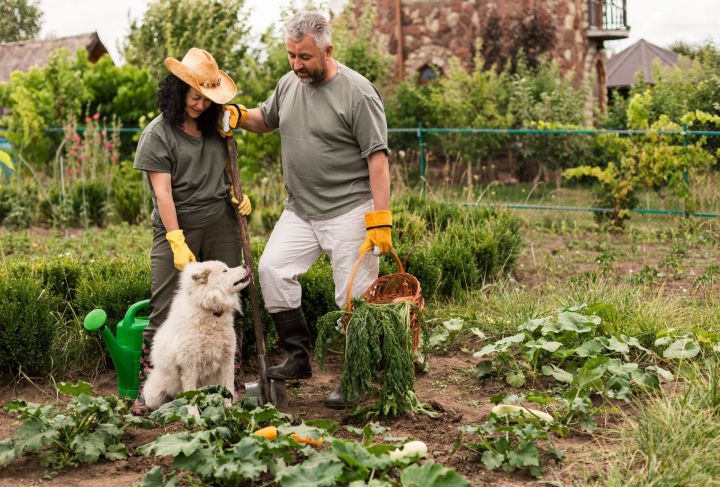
387 126 720 222
19 125 720 225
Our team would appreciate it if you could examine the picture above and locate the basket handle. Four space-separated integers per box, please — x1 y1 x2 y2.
345 249 404 314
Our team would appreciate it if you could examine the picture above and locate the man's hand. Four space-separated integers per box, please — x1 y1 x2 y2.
166 229 196 270
217 104 248 138
230 186 252 216
358 210 393 255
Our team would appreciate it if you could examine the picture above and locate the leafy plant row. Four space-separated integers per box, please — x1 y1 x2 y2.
0 384 471 487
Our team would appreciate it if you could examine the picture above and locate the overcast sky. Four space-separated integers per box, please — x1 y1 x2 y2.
38 0 720 63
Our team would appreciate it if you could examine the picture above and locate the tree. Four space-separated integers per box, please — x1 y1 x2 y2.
0 0 43 42
123 0 252 82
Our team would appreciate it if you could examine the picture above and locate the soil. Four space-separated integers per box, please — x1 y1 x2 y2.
0 349 618 487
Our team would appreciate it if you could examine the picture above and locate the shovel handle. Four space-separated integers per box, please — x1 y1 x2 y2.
225 136 271 405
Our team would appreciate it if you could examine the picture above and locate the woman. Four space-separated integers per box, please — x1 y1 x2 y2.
133 47 250 410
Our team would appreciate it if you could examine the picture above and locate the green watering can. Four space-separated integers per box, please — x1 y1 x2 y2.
83 300 151 399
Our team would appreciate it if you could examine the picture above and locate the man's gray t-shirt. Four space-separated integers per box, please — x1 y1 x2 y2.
133 114 230 229
259 62 388 220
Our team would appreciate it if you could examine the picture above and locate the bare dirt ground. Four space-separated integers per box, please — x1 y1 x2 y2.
2 222 714 486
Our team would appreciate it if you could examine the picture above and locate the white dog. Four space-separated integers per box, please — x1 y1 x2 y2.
143 260 250 410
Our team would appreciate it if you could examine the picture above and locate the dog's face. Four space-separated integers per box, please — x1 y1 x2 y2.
180 260 250 314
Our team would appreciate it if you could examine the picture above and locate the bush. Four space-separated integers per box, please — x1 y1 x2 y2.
0 272 59 375
0 184 35 229
298 255 337 332
73 256 151 325
110 179 146 224
72 180 109 227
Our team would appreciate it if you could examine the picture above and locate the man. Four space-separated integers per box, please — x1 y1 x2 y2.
220 11 392 409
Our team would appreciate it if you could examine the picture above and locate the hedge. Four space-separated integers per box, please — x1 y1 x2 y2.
0 202 522 377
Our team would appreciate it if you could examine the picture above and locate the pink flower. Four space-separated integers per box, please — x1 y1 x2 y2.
93 112 100 121
81 155 89 162
85 116 91 123
101 129 107 136
105 142 113 149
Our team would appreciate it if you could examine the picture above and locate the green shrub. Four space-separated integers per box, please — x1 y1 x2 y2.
71 180 109 226
7 257 83 303
299 255 337 333
0 272 59 375
110 179 146 224
73 256 151 325
0 185 35 229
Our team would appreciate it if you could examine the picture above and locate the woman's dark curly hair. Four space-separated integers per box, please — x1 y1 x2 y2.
156 74 221 137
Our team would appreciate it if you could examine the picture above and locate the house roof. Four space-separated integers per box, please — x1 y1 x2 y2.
0 32 108 83
607 38 679 88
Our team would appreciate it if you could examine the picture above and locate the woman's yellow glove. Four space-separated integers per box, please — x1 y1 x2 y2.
217 104 248 138
166 229 196 270
229 186 252 216
358 210 393 255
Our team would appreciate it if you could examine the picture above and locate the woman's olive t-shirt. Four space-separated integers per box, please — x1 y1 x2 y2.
133 114 229 229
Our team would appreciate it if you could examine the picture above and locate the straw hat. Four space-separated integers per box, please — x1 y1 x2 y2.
164 48 237 104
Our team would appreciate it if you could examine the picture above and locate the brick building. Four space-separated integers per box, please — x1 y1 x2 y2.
347 0 629 111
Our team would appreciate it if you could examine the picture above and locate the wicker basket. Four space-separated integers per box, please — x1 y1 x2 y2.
344 250 424 351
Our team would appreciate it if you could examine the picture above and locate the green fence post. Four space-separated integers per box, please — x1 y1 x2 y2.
682 123 689 217
418 122 426 200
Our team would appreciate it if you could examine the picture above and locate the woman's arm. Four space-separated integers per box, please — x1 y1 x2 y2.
148 171 179 231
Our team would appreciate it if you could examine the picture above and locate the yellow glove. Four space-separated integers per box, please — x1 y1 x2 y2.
358 210 393 255
166 229 196 270
229 186 252 216
217 104 248 138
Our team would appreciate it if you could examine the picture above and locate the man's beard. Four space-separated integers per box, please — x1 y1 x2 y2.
295 61 328 85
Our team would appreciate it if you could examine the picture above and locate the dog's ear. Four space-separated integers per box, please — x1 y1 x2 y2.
191 268 211 284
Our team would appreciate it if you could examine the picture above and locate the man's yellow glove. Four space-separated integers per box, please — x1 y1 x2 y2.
229 186 252 216
358 210 393 255
217 104 248 138
166 229 196 270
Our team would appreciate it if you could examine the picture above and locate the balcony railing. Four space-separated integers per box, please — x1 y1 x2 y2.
587 0 629 40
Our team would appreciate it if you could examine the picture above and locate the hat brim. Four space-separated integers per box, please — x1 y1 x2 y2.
164 57 237 105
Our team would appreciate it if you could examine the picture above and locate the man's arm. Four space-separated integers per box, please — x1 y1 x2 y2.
242 108 274 134
367 150 390 211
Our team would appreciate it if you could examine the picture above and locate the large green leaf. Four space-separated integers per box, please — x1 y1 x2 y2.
57 381 95 397
556 311 599 333
275 451 344 487
400 460 470 487
331 438 391 470
606 337 630 355
0 439 16 466
506 371 526 388
443 318 465 332
541 364 573 383
575 338 607 358
506 441 540 469
223 437 268 481
663 338 701 359
481 451 505 470
524 338 563 353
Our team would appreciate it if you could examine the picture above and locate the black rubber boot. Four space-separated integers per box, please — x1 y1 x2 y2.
267 308 312 381
323 383 346 410
323 383 360 410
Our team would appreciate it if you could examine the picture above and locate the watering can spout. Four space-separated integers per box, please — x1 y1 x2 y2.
83 300 150 399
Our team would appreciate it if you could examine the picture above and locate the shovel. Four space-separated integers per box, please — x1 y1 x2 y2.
222 113 286 407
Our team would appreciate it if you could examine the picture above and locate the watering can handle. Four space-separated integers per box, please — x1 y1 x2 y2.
122 299 151 328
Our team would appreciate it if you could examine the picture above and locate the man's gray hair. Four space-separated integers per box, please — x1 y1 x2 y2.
286 11 332 48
